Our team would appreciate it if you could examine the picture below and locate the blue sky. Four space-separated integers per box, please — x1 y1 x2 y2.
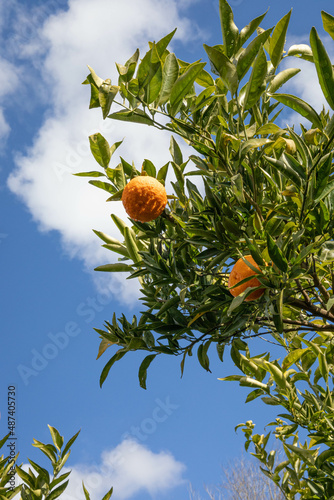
0 0 333 498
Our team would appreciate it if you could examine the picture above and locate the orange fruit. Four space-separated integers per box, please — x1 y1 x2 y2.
121 176 167 223
228 255 265 302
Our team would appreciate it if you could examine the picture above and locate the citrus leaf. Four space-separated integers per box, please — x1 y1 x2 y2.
310 26 334 110
321 11 334 41
89 133 111 169
158 52 179 105
237 28 272 82
203 44 238 94
108 109 154 126
267 68 301 93
243 46 267 110
266 233 288 272
138 354 156 389
219 0 239 58
269 10 292 68
170 62 206 112
94 263 132 272
100 349 127 387
270 93 322 128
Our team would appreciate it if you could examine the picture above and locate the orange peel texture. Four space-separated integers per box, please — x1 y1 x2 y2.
228 255 265 302
121 176 167 223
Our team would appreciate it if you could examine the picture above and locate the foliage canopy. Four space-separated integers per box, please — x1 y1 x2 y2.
78 1 334 498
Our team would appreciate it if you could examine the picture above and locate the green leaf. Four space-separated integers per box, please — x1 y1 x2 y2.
310 26 334 110
267 68 301 93
89 133 111 169
270 93 322 128
203 44 238 94
256 123 282 135
74 171 105 178
169 136 183 166
322 11 334 41
197 341 211 371
108 109 154 126
269 10 291 68
243 46 267 110
266 233 288 272
48 426 63 451
15 466 36 489
138 354 156 389
32 440 57 463
282 349 309 371
101 486 114 500
100 349 127 387
61 429 80 458
88 180 115 194
0 434 10 450
92 230 122 246
94 263 132 273
87 65 104 87
219 0 239 58
237 28 272 82
142 159 156 177
170 62 206 113
158 52 179 105
47 480 69 500
157 295 180 317
82 483 90 500
124 227 141 264
155 28 177 57
99 84 119 119
287 44 313 62
137 43 162 104
314 178 334 206
238 10 268 50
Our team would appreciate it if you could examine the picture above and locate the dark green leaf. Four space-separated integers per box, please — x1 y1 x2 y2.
310 26 334 109
266 233 288 272
94 263 132 272
138 354 156 389
108 110 154 126
203 44 238 94
170 62 206 112
100 349 127 387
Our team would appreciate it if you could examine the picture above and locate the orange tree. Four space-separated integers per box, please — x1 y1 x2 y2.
78 1 334 498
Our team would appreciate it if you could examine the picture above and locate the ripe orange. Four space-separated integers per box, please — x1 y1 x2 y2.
228 255 265 302
121 176 167 223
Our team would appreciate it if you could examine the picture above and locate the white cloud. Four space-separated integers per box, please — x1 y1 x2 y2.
7 0 200 304
0 56 21 145
58 439 185 500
